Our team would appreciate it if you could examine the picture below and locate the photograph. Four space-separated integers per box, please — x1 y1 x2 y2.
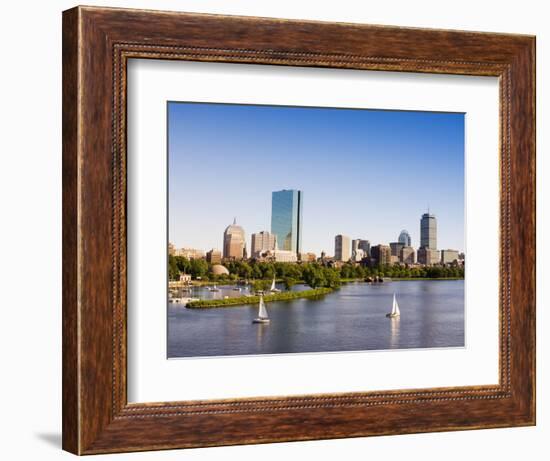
167 101 466 358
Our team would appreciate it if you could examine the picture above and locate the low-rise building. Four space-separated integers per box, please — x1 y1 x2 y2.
371 244 392 266
352 239 370 259
174 247 204 259
299 252 317 262
351 248 365 262
179 273 191 283
251 231 277 257
206 248 222 265
417 247 440 265
263 249 298 263
400 246 416 264
389 242 404 257
441 249 460 265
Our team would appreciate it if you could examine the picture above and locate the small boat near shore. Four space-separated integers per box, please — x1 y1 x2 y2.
252 295 270 324
270 277 281 293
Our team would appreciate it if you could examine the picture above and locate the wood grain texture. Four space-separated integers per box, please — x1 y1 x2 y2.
62 5 536 455
61 6 79 454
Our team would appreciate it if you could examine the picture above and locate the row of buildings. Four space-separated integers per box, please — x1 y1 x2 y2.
169 189 463 267
221 189 303 262
333 213 462 266
170 189 305 264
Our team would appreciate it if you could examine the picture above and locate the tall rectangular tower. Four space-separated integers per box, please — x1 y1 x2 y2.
271 190 303 255
420 213 437 249
335 235 351 262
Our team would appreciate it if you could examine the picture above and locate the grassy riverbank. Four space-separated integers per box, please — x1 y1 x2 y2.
186 287 334 308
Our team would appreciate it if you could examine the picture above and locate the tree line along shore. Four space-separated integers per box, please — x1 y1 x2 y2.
169 255 464 291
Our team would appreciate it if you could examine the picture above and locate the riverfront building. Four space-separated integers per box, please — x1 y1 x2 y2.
400 246 416 264
271 189 303 255
418 247 440 265
352 239 370 260
390 242 404 257
371 244 392 266
420 213 437 249
206 249 222 265
398 229 412 247
299 252 317 262
441 249 460 264
263 249 298 263
335 234 351 262
223 218 246 260
358 239 371 256
251 231 277 257
174 247 204 259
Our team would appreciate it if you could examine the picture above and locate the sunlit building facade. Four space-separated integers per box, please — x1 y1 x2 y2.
223 218 246 260
417 247 440 265
441 249 460 264
206 248 222 264
400 246 416 264
251 231 277 257
352 239 370 260
335 234 351 262
271 189 303 255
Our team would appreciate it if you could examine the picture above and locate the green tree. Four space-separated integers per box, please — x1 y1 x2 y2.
282 276 297 290
168 254 179 280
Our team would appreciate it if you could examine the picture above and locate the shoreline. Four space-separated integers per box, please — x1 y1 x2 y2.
186 287 334 309
344 277 464 282
174 276 464 288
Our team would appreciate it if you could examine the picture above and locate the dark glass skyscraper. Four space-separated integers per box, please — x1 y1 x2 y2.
420 213 437 249
271 189 303 254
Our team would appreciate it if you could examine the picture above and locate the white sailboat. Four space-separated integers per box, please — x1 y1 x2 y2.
270 276 280 293
386 293 401 318
252 295 270 324
209 284 220 292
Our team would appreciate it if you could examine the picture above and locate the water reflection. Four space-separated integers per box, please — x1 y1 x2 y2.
389 317 400 349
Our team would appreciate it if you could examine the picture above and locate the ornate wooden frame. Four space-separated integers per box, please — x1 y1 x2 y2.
62 5 536 455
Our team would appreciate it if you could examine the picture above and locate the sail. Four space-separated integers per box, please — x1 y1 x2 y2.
258 296 268 319
392 294 401 316
270 278 276 291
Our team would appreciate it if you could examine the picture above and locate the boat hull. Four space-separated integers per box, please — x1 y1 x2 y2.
386 313 400 318
252 318 270 324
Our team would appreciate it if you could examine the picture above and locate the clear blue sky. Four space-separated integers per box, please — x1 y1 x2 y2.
168 102 464 255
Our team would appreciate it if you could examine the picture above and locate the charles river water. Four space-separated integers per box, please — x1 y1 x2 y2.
167 280 464 358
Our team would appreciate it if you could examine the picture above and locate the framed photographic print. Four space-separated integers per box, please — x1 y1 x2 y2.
62 6 535 455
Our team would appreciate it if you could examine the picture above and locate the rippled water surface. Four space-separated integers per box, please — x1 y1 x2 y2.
168 280 464 358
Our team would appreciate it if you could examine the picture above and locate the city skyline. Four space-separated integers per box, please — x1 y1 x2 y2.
171 203 460 260
168 102 465 254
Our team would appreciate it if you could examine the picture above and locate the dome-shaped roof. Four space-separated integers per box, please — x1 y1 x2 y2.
211 264 230 275
225 224 244 234
224 218 245 239
225 217 244 235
